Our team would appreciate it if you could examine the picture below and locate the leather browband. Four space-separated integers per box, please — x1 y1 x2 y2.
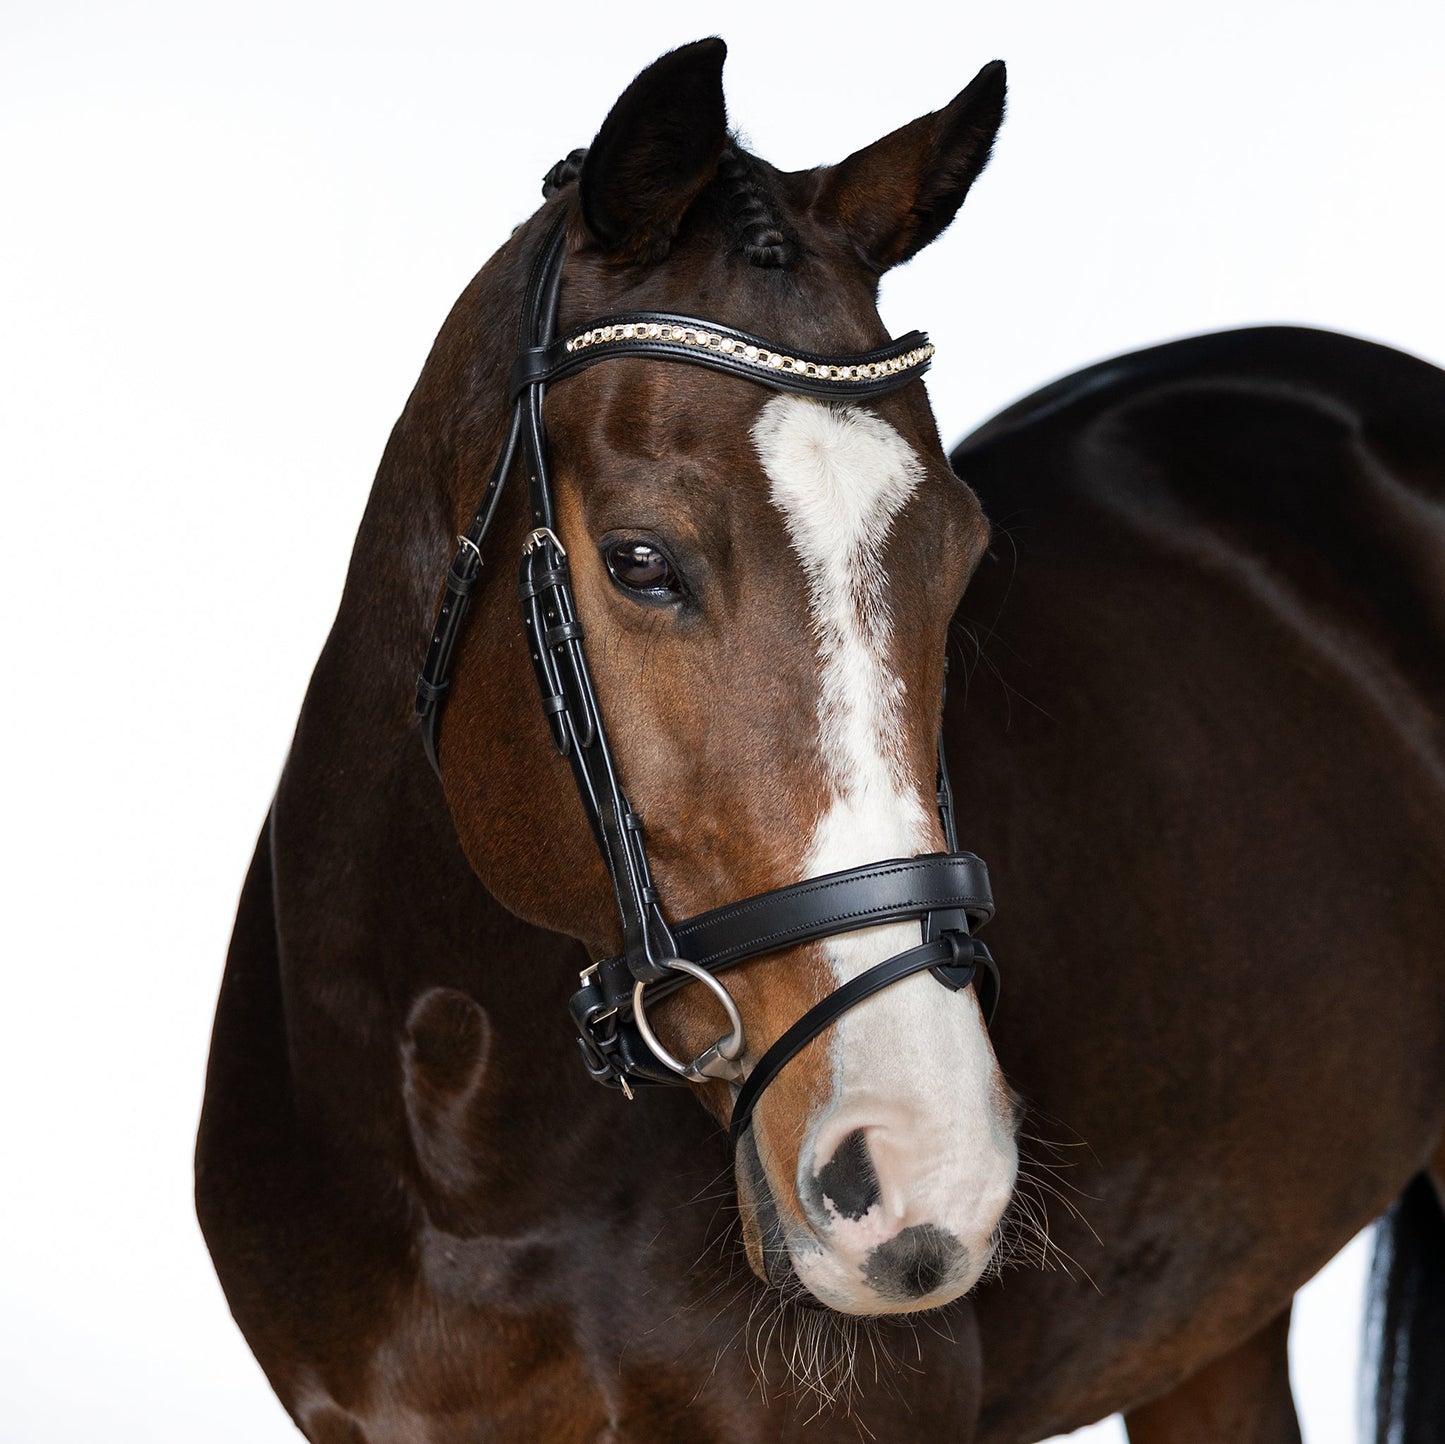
416 211 1000 1138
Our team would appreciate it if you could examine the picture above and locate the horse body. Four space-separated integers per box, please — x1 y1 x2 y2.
198 38 1445 1444
953 325 1445 1441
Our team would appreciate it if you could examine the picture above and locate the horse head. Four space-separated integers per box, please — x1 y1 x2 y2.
426 38 1018 1315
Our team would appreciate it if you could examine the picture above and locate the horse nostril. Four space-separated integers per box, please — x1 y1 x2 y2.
813 1128 881 1222
863 1223 967 1302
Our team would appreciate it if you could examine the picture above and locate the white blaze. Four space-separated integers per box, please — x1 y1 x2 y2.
751 395 929 863
751 394 1014 1306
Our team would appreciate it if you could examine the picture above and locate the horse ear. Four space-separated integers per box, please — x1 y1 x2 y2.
579 39 729 262
813 60 1006 274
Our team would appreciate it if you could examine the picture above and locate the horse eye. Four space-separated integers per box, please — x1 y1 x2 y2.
605 540 680 596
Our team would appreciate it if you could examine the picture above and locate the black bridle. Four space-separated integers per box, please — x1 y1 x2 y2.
416 215 999 1142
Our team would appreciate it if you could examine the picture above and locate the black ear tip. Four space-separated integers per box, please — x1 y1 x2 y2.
664 36 727 71
951 58 1005 125
975 58 1007 96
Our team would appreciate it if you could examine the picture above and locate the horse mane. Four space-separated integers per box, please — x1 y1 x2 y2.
542 138 799 268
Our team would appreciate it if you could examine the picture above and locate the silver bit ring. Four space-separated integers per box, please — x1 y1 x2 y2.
632 958 746 1084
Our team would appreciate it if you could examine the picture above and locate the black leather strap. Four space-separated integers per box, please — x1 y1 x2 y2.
672 852 992 971
415 218 571 774
727 933 980 1142
519 536 678 983
602 853 994 1009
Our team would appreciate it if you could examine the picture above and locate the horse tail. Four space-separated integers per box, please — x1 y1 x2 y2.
1370 1173 1445 1444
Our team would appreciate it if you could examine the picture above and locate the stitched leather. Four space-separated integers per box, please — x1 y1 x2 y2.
602 854 994 1003
675 853 992 966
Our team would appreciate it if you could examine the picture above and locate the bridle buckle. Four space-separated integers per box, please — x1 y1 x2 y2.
522 526 567 558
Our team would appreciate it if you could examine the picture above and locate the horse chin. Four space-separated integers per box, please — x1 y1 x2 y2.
735 1129 799 1290
785 1234 984 1317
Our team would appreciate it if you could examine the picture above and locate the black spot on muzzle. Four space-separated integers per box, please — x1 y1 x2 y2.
862 1223 967 1303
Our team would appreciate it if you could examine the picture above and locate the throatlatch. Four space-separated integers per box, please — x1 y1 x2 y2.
416 212 999 1141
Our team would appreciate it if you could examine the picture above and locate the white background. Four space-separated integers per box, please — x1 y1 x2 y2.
3 1 1441 1439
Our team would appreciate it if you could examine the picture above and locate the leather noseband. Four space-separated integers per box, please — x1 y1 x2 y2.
416 214 999 1142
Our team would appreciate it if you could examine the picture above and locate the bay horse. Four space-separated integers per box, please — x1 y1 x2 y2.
197 37 1445 1444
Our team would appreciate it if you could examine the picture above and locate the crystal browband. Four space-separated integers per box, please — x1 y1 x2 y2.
564 321 935 383
507 309 936 403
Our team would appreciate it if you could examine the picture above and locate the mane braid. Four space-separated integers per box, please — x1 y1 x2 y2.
541 141 798 268
716 143 799 269
541 148 588 198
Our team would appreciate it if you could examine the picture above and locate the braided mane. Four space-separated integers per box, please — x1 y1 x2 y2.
713 142 799 268
543 139 799 268
541 148 589 199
